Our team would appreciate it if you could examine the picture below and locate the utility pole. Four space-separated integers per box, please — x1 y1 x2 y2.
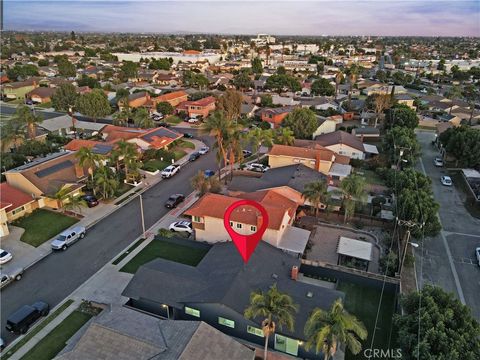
139 194 146 239
397 218 422 275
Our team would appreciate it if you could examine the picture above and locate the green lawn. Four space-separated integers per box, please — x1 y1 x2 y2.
173 149 187 160
1 300 74 360
13 209 79 247
165 115 183 124
358 169 386 186
120 238 209 274
20 310 93 360
142 159 170 172
176 140 195 149
112 238 146 265
336 281 397 360
114 182 133 197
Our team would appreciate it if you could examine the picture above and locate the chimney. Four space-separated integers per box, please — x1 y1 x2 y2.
291 266 299 281
314 152 321 172
256 214 263 229
74 164 85 178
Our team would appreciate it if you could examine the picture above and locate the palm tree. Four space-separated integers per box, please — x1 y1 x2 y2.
225 125 244 180
302 181 330 217
53 184 75 211
12 105 43 140
335 71 344 100
76 147 100 186
339 174 367 223
201 111 231 178
347 67 359 110
63 194 88 215
247 128 273 162
1 120 24 152
113 107 131 127
133 108 155 129
304 298 367 359
273 127 295 146
112 140 139 182
191 170 209 195
244 284 298 360
94 165 118 199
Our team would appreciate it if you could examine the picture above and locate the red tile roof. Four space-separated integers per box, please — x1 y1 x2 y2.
156 91 187 102
189 96 216 107
0 182 35 211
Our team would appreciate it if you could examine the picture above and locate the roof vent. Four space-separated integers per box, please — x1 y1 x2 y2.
272 273 278 279
306 291 313 298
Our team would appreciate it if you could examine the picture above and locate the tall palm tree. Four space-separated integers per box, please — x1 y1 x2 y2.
201 111 231 178
244 284 298 360
247 128 273 161
191 170 209 195
225 124 244 180
273 127 295 146
339 174 367 224
1 120 24 152
53 184 75 211
94 165 118 199
113 107 131 127
347 67 358 110
133 108 155 129
76 147 100 186
12 105 43 140
112 140 139 182
335 71 344 100
62 194 88 215
302 181 330 217
304 298 367 359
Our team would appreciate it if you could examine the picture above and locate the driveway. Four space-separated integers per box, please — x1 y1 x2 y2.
0 132 217 343
415 130 480 320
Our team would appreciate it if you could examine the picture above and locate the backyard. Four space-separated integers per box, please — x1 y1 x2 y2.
336 281 398 360
13 209 79 247
120 237 210 274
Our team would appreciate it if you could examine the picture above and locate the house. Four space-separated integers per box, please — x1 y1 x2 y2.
54 306 255 360
240 103 258 118
0 183 38 237
177 96 216 119
351 127 381 139
4 152 86 209
259 107 293 128
154 73 180 86
394 93 416 110
271 94 300 107
313 131 379 160
268 143 351 180
122 241 345 360
118 91 153 110
27 87 56 104
101 125 183 150
1 79 38 100
311 117 337 138
64 139 115 156
362 84 407 96
38 115 106 137
155 90 188 107
185 190 310 256
299 97 338 111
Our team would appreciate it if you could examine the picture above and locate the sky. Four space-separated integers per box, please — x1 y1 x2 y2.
3 0 480 36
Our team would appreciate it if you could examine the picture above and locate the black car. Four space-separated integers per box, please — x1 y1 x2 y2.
81 195 99 208
165 194 185 209
6 301 49 335
242 150 252 157
189 152 200 161
156 121 170 128
183 133 194 139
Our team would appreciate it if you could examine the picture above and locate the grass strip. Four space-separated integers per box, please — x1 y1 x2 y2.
112 238 146 265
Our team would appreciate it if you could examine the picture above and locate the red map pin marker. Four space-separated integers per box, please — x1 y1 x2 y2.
223 199 269 263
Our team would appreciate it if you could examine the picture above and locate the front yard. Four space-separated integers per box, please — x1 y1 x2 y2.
165 115 183 124
13 209 79 247
120 237 210 274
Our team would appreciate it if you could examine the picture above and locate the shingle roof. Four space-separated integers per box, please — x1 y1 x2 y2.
269 144 336 162
314 130 366 152
122 241 344 340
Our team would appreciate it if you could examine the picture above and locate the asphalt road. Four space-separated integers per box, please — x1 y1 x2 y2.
0 130 217 343
415 131 480 320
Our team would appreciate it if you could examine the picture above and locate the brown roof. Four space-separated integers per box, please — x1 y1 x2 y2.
314 130 366 152
189 96 216 107
28 87 56 98
270 144 336 162
156 90 187 102
185 190 298 230
0 183 35 211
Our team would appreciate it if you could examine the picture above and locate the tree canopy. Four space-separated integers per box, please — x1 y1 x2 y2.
394 285 480 360
439 126 480 168
282 108 318 139
156 101 174 115
51 83 79 112
265 74 301 93
216 89 243 122
233 71 252 91
311 78 335 96
57 58 76 77
383 126 421 166
148 57 172 70
251 57 263 74
385 104 419 129
75 89 111 122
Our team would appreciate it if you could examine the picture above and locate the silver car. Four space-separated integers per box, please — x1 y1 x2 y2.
51 226 86 251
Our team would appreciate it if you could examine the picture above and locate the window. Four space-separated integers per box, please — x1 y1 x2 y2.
11 206 25 215
274 334 299 356
236 223 242 229
250 226 256 232
218 317 235 328
193 216 201 223
247 325 264 337
185 306 200 318
229 221 233 227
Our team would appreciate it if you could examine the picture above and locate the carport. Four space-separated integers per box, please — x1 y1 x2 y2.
337 236 373 271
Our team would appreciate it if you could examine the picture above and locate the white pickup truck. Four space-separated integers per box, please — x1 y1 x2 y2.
0 268 24 289
51 226 86 251
161 165 180 178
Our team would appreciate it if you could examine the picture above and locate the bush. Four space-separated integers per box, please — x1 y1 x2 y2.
258 121 271 130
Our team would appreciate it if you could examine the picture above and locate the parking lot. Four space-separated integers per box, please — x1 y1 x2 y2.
416 131 480 320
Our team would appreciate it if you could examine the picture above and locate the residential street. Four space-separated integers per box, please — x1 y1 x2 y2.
415 131 480 320
0 131 216 343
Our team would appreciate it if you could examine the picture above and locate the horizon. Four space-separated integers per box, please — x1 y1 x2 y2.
3 0 480 37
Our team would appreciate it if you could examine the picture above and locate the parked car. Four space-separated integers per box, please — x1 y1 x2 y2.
169 221 193 234
188 118 199 124
81 195 99 208
434 157 444 167
5 301 50 335
441 175 453 186
156 121 170 128
198 146 209 155
245 163 270 173
189 152 200 162
183 133 194 139
165 194 185 209
0 268 24 290
242 150 253 158
204 169 215 178
161 165 180 178
51 226 86 251
0 249 12 264
476 247 480 266
0 337 4 351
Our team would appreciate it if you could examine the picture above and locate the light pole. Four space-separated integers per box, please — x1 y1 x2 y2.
139 194 146 239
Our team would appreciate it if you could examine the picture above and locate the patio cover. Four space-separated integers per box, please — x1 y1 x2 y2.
363 143 379 155
277 226 311 255
337 236 373 261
